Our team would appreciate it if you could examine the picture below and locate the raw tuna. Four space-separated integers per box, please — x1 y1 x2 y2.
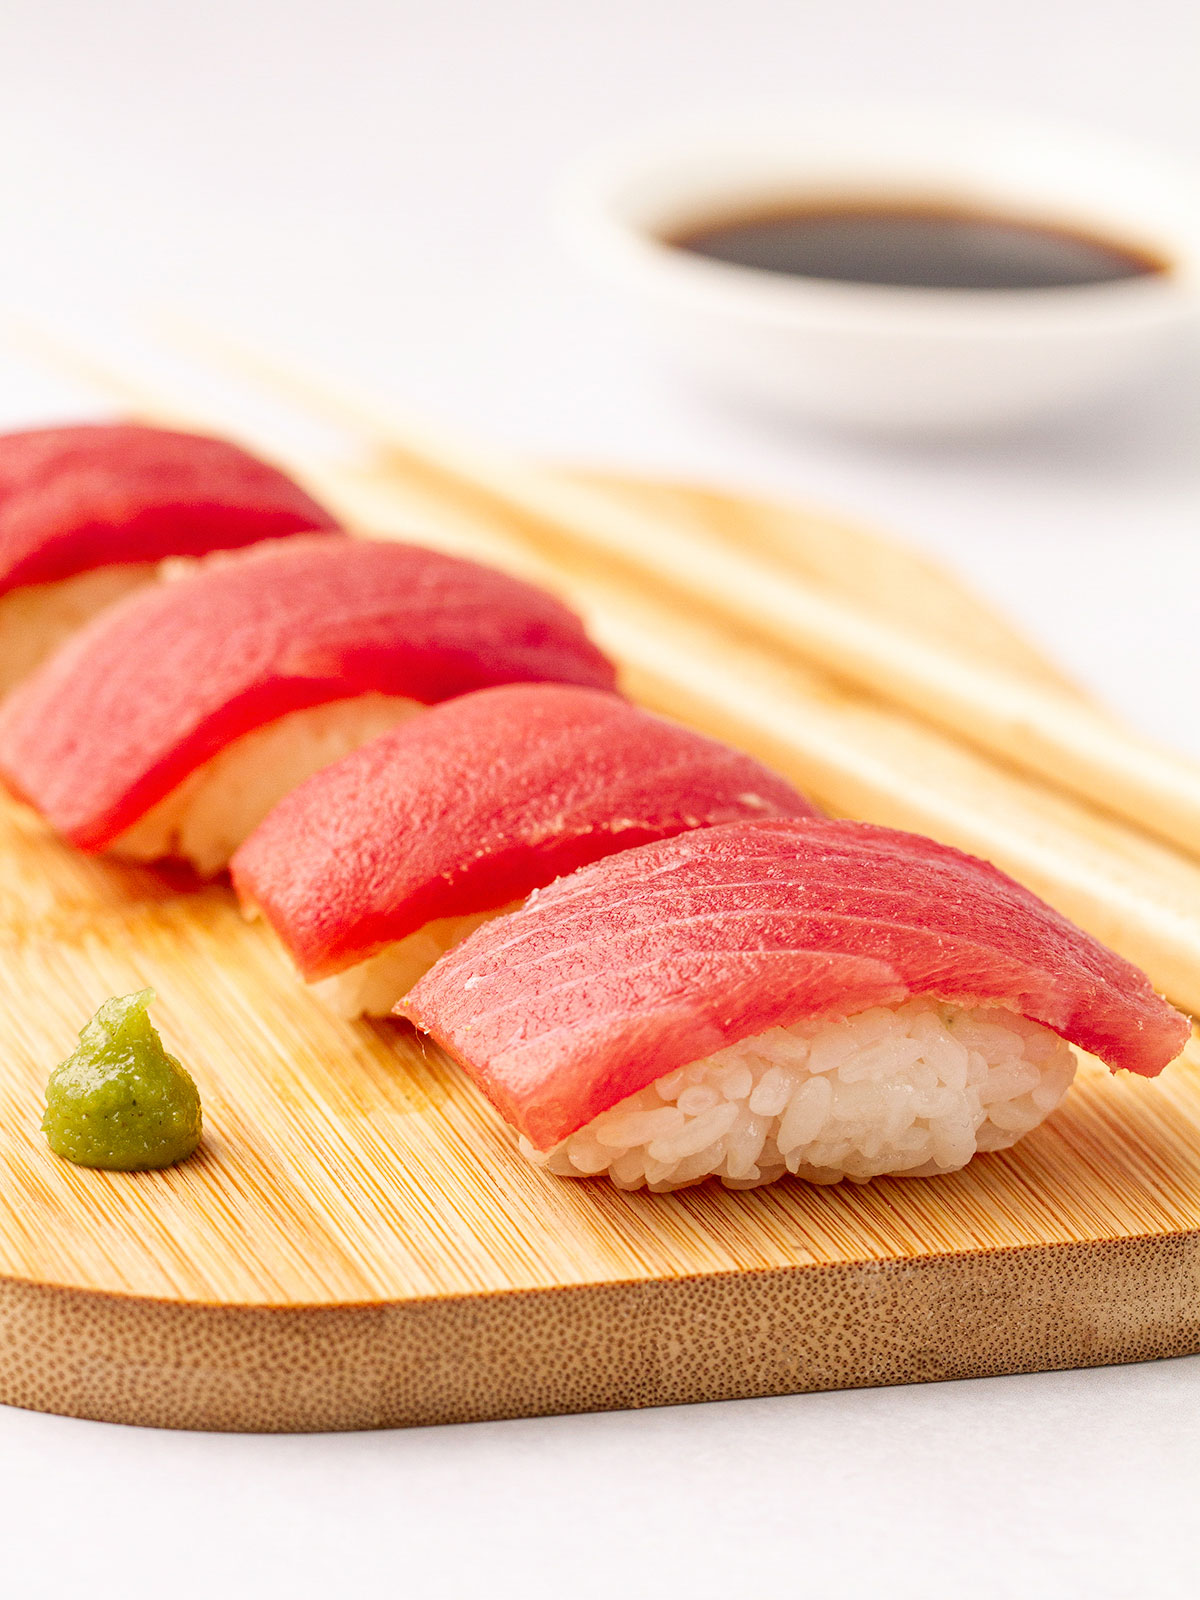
230 682 819 988
0 422 338 595
0 535 617 852
403 817 1190 1150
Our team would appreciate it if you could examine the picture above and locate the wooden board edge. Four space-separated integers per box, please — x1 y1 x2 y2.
2 1233 1197 1433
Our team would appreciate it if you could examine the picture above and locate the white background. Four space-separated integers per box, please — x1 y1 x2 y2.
0 1 1198 1594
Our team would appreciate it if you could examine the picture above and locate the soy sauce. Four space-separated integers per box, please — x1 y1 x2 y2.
668 201 1167 291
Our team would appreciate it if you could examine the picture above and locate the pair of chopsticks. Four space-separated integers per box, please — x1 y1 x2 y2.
11 320 1200 1025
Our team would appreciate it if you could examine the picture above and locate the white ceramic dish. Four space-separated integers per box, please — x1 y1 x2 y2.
563 107 1200 437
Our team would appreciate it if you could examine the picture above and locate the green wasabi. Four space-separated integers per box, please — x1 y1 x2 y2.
42 990 202 1171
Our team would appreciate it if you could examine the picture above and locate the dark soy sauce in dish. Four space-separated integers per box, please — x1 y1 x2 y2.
668 201 1169 291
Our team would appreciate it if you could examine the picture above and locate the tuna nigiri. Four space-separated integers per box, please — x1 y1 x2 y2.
230 683 819 1015
403 818 1189 1191
0 422 339 694
0 535 616 874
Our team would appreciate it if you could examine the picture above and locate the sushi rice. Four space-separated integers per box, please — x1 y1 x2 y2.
313 903 524 1017
521 997 1076 1191
0 564 157 696
116 693 421 875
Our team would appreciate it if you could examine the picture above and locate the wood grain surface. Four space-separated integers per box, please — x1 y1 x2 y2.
1 470 1197 1433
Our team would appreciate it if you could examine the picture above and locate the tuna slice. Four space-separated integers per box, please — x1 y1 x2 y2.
0 422 341 695
230 682 819 1012
0 535 617 866
0 422 339 595
403 817 1190 1153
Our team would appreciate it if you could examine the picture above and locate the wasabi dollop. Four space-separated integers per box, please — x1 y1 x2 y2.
42 989 202 1170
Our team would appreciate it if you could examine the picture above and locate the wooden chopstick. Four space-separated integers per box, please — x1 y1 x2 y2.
156 324 1200 865
372 439 1200 863
565 468 1086 698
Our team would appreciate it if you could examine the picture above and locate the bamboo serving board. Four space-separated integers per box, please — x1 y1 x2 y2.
1 471 1198 1435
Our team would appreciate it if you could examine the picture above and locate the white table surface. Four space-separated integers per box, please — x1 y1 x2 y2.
1 1 1198 1594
